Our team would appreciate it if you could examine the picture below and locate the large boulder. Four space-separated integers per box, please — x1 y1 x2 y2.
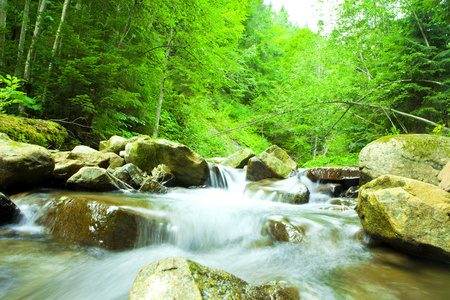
0 139 54 191
52 151 112 181
356 175 450 262
0 193 21 226
34 193 169 250
265 145 298 171
359 134 450 185
247 151 295 182
129 257 299 300
66 167 132 192
124 138 209 187
221 148 255 169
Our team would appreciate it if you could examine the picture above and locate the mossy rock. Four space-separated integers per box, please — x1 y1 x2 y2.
359 134 450 185
129 257 299 300
0 114 67 149
356 175 450 262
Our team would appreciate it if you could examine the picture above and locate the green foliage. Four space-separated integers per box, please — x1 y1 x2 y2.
301 153 359 168
0 75 40 113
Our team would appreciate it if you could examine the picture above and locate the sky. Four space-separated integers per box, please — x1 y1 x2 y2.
263 0 341 32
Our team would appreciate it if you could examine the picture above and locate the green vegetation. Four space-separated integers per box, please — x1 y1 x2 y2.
0 0 449 163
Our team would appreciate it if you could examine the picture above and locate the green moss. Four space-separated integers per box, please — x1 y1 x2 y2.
0 114 68 149
373 134 450 157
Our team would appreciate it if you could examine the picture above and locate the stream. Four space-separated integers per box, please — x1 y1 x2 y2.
1 166 449 299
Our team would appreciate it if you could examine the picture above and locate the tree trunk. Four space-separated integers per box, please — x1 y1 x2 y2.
23 0 47 84
42 0 71 103
152 27 174 139
118 0 138 47
14 0 31 77
0 0 7 66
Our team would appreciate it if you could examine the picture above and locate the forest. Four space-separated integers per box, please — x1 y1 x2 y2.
0 0 449 166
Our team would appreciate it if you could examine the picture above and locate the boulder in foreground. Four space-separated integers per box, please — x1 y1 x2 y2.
356 175 450 262
129 257 299 300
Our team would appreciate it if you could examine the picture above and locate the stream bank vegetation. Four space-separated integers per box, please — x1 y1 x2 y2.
0 0 449 166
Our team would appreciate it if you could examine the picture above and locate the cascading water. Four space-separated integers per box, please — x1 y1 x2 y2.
1 165 450 300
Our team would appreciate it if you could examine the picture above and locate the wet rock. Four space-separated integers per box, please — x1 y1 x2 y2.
247 152 294 181
129 257 299 300
124 138 209 187
330 198 355 207
139 177 168 194
344 186 359 198
36 194 168 250
316 183 343 197
151 164 175 187
306 167 360 188
0 193 21 225
0 139 54 191
245 179 309 204
66 167 132 192
221 148 256 169
113 163 145 189
359 134 450 185
52 151 112 181
438 162 450 192
266 217 305 244
356 175 450 262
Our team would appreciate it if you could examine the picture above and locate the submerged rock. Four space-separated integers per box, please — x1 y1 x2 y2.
0 193 21 225
221 148 255 168
129 257 299 300
245 178 309 204
36 194 169 250
359 134 450 185
356 175 450 262
66 167 132 192
265 216 306 244
124 138 209 187
0 139 54 191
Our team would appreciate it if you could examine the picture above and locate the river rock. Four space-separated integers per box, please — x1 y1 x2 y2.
356 175 450 262
151 164 175 187
99 135 129 153
124 138 209 187
264 145 298 171
438 162 450 192
139 177 168 194
52 151 112 181
35 194 168 250
72 145 99 154
359 134 450 185
316 183 343 197
307 167 359 182
245 179 309 204
0 139 54 191
221 148 256 168
247 152 294 181
129 257 299 300
0 193 21 225
104 152 125 168
265 216 305 243
113 163 145 189
66 167 132 192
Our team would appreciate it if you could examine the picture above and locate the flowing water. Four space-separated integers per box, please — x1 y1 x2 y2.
1 166 449 299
